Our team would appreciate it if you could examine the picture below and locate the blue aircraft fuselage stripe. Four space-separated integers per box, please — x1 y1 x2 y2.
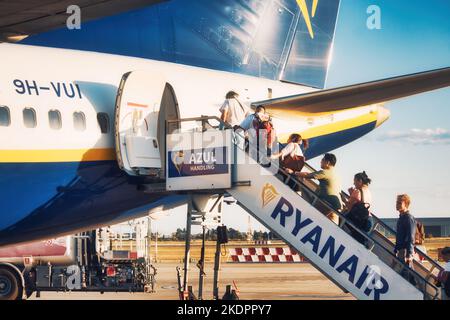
0 121 376 245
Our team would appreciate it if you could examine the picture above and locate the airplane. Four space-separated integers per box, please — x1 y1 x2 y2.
0 0 449 247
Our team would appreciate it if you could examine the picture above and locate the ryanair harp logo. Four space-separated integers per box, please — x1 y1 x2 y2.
261 183 279 208
296 0 319 39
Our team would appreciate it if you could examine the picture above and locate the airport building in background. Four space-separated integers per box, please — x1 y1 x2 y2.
382 217 450 238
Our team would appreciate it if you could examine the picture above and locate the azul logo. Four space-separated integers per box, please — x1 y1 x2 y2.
269 196 391 300
296 0 319 39
261 183 279 208
168 147 228 178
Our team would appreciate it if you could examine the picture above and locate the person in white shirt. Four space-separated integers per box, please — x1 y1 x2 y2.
270 133 308 194
271 133 307 174
219 91 250 127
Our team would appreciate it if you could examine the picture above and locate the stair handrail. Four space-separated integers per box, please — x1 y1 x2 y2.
166 116 441 299
251 143 441 300
302 162 444 277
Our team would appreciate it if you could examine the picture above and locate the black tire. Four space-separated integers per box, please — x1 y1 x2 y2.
0 267 21 300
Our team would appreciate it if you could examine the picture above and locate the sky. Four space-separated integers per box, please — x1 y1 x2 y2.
152 0 450 235
325 0 450 221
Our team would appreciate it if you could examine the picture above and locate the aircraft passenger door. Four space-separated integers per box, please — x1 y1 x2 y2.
114 71 167 176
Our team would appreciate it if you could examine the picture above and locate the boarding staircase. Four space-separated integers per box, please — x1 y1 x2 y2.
165 117 444 300
293 162 444 300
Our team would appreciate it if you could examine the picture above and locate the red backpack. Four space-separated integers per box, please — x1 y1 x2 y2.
252 116 274 146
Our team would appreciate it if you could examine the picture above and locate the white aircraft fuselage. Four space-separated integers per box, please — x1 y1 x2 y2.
0 44 388 246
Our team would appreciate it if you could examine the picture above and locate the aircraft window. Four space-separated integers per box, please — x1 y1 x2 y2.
73 112 86 131
48 110 62 130
97 113 110 134
23 108 37 128
0 106 10 127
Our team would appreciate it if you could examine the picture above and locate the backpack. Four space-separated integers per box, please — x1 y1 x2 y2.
252 115 274 146
415 220 425 245
347 202 370 231
347 189 370 226
280 144 305 173
346 189 371 244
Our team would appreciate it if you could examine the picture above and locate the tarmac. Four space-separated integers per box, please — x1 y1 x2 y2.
28 262 353 300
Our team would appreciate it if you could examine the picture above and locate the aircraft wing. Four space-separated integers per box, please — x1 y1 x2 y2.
0 0 166 42
255 67 450 113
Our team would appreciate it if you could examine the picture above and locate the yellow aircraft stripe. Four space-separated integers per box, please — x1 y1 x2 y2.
312 0 319 17
0 111 377 163
270 107 370 118
297 0 315 39
278 111 377 142
0 148 116 163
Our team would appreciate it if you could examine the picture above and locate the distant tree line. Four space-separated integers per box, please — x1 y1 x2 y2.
166 228 280 241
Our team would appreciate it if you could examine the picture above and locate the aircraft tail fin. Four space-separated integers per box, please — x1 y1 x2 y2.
20 0 340 89
280 0 341 88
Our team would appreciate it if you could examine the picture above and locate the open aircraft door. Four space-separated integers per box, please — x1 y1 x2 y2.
114 71 168 177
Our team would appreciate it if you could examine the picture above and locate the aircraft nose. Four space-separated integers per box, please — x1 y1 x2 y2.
376 106 391 128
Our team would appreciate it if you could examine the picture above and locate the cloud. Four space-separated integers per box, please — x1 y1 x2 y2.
377 128 450 145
